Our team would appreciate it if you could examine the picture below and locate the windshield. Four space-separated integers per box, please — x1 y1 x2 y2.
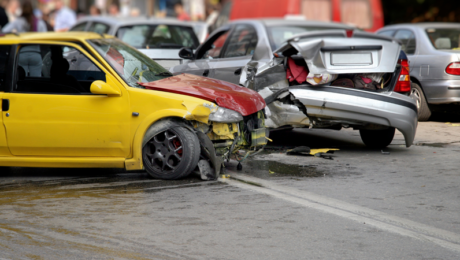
116 24 199 49
89 38 172 88
267 25 351 50
426 28 460 50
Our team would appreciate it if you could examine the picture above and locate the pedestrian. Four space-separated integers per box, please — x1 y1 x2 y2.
2 0 47 33
2 0 47 77
175 1 190 21
0 0 9 29
108 1 120 17
89 5 101 16
5 0 19 23
53 0 76 32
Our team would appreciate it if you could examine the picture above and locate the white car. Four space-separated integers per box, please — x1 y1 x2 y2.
70 16 200 69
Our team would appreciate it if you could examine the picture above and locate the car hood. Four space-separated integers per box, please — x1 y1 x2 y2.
139 73 266 116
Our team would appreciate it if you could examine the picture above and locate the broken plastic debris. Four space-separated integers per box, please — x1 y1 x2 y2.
269 170 275 174
220 174 231 179
309 148 339 155
286 146 311 155
381 150 390 155
265 137 273 142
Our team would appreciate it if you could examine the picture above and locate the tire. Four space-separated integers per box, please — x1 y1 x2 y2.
142 120 200 180
359 127 395 149
411 82 431 121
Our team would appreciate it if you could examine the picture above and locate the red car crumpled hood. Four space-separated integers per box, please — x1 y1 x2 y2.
139 74 265 116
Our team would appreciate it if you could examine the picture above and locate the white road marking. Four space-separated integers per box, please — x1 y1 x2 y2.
220 173 460 253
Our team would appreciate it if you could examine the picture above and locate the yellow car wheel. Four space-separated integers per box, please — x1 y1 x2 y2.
142 121 200 180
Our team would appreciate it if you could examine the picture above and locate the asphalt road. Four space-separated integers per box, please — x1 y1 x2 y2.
1 115 460 259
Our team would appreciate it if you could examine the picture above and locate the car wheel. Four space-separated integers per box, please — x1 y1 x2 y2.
142 121 200 180
411 83 431 121
359 127 395 149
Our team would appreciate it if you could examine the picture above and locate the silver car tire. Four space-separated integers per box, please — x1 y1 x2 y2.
359 127 395 149
411 82 431 121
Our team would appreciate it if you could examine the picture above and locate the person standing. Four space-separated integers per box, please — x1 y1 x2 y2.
53 0 76 32
0 0 8 29
2 1 47 77
175 2 190 21
5 0 19 23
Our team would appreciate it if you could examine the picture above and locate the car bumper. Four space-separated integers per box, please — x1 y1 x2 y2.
421 79 460 104
289 86 418 147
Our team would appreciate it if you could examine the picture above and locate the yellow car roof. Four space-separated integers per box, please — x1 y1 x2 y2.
0 32 114 44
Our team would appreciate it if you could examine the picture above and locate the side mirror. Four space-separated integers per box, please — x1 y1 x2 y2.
178 47 194 59
90 80 121 96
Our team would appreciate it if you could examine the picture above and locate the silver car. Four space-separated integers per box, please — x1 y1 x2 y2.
70 16 200 69
171 19 418 149
377 23 460 121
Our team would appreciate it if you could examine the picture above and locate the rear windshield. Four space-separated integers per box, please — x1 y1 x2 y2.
426 28 460 50
267 25 350 50
116 24 199 49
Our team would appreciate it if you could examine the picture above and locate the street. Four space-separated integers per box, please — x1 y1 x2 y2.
1 118 460 259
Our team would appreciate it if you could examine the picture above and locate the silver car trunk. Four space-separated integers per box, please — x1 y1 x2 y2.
242 31 417 147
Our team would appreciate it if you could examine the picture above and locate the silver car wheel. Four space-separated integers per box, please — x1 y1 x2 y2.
411 87 422 111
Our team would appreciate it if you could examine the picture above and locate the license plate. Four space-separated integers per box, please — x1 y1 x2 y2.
331 53 373 65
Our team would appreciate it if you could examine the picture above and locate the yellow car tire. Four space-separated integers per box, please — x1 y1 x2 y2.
142 120 200 180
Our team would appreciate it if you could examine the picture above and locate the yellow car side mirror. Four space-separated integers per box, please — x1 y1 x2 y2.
90 80 121 96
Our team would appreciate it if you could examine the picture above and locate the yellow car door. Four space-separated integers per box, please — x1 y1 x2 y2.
2 42 131 158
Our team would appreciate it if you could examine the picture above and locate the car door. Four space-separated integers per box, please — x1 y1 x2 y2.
2 42 131 157
0 45 12 156
170 27 230 77
212 24 258 85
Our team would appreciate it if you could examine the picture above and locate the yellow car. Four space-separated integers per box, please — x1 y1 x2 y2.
0 32 267 180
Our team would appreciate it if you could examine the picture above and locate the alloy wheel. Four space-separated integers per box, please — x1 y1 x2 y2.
144 129 183 173
411 87 422 111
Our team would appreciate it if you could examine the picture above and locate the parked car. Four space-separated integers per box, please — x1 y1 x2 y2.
377 23 460 121
212 0 384 32
0 32 267 180
171 19 418 148
69 17 200 69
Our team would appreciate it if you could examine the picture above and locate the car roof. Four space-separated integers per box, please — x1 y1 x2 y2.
0 31 111 42
229 18 356 29
75 16 195 28
381 22 460 30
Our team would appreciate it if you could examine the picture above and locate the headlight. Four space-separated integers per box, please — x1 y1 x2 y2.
208 107 243 123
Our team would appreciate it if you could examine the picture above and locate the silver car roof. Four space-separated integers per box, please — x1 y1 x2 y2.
228 18 356 29
380 22 460 30
75 16 196 28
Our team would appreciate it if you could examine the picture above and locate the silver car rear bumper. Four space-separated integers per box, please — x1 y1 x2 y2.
290 85 418 147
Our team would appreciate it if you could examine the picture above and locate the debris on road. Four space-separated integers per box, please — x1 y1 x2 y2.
286 147 339 160
381 150 391 155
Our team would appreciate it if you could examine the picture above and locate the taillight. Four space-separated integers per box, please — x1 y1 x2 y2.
446 62 460 75
394 59 411 93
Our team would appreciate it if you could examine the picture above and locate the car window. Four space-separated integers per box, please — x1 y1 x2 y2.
15 44 105 94
425 28 460 50
394 30 416 55
89 38 172 89
116 24 199 49
88 22 110 34
0 45 10 91
223 25 257 58
201 31 229 59
377 30 395 37
70 22 88 32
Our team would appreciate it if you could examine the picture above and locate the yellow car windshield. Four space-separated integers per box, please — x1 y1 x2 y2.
89 38 173 88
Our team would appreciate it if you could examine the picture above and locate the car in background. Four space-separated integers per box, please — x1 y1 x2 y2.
377 23 460 121
0 32 267 180
212 0 384 32
69 17 200 69
171 19 418 149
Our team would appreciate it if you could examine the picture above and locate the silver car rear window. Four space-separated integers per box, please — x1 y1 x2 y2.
426 28 460 50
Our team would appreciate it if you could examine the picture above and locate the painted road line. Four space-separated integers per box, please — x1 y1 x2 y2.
220 173 460 253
